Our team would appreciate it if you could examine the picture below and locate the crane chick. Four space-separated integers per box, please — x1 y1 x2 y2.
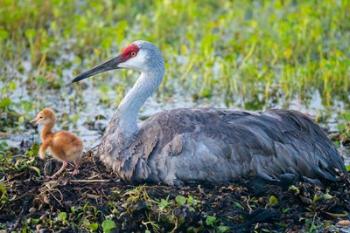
32 108 83 178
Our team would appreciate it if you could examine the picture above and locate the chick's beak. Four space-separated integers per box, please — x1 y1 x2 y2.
71 55 124 83
31 118 38 126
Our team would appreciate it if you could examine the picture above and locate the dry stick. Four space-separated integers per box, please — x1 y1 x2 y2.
11 187 37 201
70 179 111 183
45 191 63 207
11 194 32 231
12 208 25 230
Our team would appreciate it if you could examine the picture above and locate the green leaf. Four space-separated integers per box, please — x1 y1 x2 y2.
102 219 116 233
0 182 8 200
323 193 333 200
187 195 198 206
158 198 169 210
268 195 279 206
205 215 217 226
30 218 40 224
82 218 98 232
35 76 48 87
0 141 8 154
18 116 25 124
341 112 350 121
218 225 230 233
25 144 39 158
313 194 321 203
233 201 244 210
288 185 300 195
8 81 16 91
25 28 36 41
0 28 8 41
0 97 11 109
175 195 186 206
28 166 41 176
346 165 350 172
20 100 33 113
89 223 99 231
57 212 67 222
199 88 212 98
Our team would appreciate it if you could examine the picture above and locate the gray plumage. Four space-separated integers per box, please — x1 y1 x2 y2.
73 40 346 186
98 108 345 185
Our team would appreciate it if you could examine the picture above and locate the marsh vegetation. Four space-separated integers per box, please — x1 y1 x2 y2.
0 0 350 232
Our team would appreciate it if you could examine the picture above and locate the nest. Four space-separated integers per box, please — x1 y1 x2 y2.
0 150 349 232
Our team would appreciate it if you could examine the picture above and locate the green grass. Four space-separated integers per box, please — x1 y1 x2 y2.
0 0 349 124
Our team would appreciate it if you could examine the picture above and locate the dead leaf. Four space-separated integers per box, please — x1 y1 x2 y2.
336 220 350 227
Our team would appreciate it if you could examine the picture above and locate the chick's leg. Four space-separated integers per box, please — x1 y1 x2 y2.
72 159 80 175
39 142 50 160
49 161 68 178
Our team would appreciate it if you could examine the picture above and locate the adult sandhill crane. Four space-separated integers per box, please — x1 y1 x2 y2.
72 40 345 186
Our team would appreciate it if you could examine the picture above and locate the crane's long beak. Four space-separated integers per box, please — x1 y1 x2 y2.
71 55 124 83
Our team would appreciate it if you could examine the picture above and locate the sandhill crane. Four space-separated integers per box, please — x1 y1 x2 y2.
72 40 345 186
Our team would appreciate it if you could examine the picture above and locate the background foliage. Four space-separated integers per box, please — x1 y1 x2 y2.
0 0 349 118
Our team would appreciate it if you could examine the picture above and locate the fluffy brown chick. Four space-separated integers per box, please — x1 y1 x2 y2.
32 108 83 178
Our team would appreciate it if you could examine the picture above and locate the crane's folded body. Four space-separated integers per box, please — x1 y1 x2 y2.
98 108 345 185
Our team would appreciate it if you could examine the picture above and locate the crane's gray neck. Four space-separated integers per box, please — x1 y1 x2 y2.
116 66 164 137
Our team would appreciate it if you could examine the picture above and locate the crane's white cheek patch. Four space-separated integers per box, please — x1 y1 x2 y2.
119 51 147 70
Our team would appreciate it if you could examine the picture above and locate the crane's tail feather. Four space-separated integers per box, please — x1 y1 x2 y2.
254 110 346 184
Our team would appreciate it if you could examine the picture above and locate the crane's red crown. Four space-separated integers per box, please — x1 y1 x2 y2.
121 44 139 60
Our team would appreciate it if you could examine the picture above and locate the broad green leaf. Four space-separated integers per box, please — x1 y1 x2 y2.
89 223 99 231
187 195 198 206
313 194 321 203
0 98 11 109
0 29 8 41
268 195 279 206
323 193 333 200
102 219 116 233
57 212 67 222
218 225 230 233
205 215 217 226
346 165 350 172
288 185 300 195
8 81 16 91
175 195 186 206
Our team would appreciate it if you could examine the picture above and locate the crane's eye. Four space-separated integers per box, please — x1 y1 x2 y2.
130 51 137 57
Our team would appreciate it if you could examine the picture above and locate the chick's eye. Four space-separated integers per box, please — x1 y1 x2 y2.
130 51 137 57
39 116 43 119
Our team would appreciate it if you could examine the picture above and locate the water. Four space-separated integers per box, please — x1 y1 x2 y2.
1 57 349 165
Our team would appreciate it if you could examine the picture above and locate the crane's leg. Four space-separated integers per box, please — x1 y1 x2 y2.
49 161 68 178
